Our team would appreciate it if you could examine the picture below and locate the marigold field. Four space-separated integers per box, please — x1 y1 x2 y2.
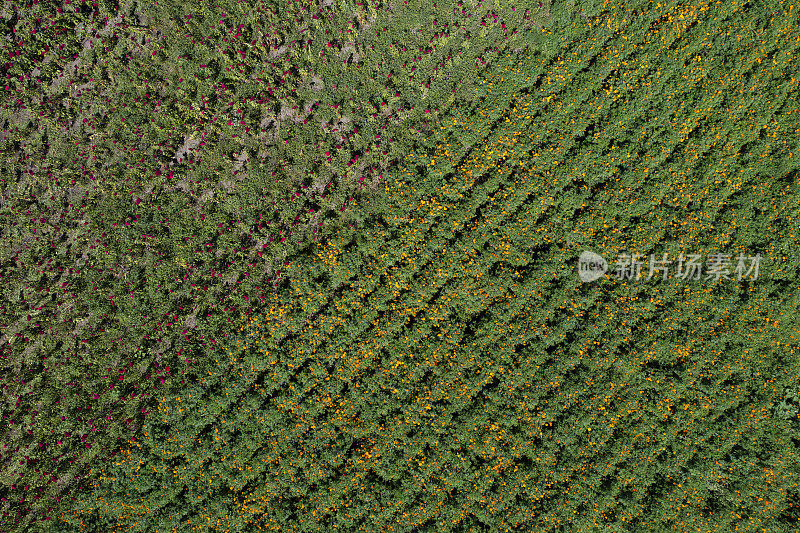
1 0 799 531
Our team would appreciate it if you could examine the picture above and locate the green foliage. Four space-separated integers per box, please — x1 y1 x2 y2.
2 0 800 531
